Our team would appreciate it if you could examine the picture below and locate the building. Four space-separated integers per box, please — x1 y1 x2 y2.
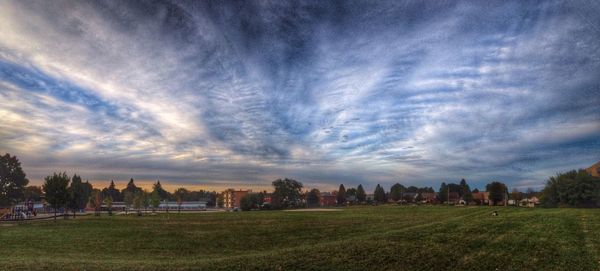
320 192 337 206
518 196 540 207
222 189 250 209
403 192 418 203
158 201 207 210
585 161 600 177
448 192 461 204
472 191 490 205
419 192 437 203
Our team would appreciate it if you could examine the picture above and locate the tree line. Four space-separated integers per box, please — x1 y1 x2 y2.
2 153 598 213
237 177 525 211
540 170 600 208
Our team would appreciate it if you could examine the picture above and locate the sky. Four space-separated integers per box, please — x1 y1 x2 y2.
1 0 599 192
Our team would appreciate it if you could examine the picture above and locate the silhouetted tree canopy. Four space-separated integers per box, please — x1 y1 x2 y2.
374 184 386 203
68 174 90 217
0 153 29 206
356 184 366 202
152 180 169 200
541 170 600 208
307 188 320 207
43 172 70 219
486 181 508 205
240 193 264 211
103 180 122 202
337 184 346 205
271 178 303 209
390 183 405 202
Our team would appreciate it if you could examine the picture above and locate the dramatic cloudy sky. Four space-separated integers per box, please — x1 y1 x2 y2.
1 0 599 192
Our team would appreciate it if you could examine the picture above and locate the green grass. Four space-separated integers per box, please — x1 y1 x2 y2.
1 206 599 270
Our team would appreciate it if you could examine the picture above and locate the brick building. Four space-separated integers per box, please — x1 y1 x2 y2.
222 189 250 209
320 192 337 206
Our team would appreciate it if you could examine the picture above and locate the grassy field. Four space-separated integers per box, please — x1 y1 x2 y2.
0 206 599 270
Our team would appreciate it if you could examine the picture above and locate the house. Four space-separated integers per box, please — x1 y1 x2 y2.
525 196 539 207
472 191 490 205
320 192 337 206
448 192 461 204
520 197 539 207
585 161 600 177
222 189 250 209
419 192 437 203
402 192 417 203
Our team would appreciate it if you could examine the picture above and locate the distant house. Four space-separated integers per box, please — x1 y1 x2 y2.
472 191 490 205
419 192 437 203
519 197 539 208
222 189 250 209
448 192 461 204
320 192 337 206
366 194 375 202
585 161 600 177
402 192 417 203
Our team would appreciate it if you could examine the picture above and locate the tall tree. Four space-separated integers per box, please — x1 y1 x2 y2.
103 180 121 202
133 191 143 216
337 184 346 205
152 180 169 200
123 191 134 215
150 190 161 212
42 172 70 220
68 174 88 218
390 183 405 202
123 178 142 195
271 178 303 209
82 181 93 204
143 190 151 212
486 181 508 206
306 188 321 207
356 184 366 202
374 184 386 203
459 179 473 204
0 153 29 206
438 182 448 203
89 189 103 216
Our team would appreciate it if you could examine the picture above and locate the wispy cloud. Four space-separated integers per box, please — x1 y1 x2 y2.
1 0 599 191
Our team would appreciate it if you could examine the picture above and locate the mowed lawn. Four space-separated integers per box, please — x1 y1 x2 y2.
1 206 599 270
